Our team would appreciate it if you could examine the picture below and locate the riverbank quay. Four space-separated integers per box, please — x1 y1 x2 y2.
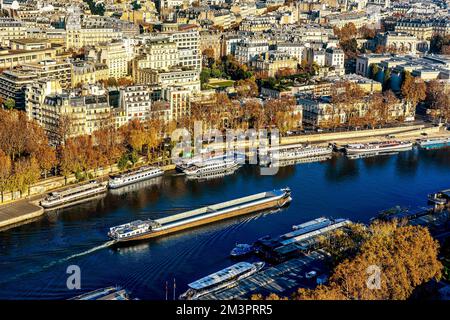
201 123 446 153
282 123 439 145
0 123 444 206
332 126 449 148
0 199 44 230
0 163 175 230
0 124 447 230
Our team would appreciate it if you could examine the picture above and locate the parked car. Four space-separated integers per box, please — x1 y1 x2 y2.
316 275 328 285
305 271 317 279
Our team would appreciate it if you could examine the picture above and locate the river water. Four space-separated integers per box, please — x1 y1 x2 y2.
0 147 449 300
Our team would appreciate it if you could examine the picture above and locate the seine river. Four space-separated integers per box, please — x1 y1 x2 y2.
1 147 450 300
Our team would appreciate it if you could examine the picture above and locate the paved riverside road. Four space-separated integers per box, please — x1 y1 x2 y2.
0 197 44 229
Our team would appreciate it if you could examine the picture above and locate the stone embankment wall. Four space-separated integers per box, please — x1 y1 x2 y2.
0 160 175 205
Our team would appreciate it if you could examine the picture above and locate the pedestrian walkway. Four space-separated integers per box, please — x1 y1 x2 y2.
0 199 44 229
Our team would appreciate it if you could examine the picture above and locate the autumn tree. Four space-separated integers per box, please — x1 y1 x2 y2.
13 157 40 197
366 92 385 126
442 45 450 55
106 77 119 87
35 145 57 179
143 119 162 162
243 99 264 130
425 80 450 123
359 25 376 39
275 67 297 78
334 23 359 57
202 48 216 68
56 115 73 145
122 119 146 154
430 34 450 54
23 157 40 196
401 71 426 109
295 221 442 300
369 64 381 80
3 98 15 110
383 90 400 122
334 23 357 42
0 150 12 202
374 45 386 54
317 223 369 267
264 97 300 134
191 100 211 129
235 78 258 98
58 135 97 180
94 125 124 172
215 92 234 129
59 138 79 181
219 55 253 81
117 77 134 86
227 99 244 129
0 110 29 161
330 81 365 128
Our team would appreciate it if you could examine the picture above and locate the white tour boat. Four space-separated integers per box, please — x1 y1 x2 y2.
345 141 413 154
179 261 265 300
40 180 107 209
108 166 163 189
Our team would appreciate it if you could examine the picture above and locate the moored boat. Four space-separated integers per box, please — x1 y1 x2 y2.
230 243 254 258
260 144 332 166
344 141 413 154
267 155 332 168
428 189 450 206
40 181 107 209
179 261 265 300
108 166 163 189
108 188 292 243
109 175 163 195
373 206 433 222
346 151 399 160
176 153 244 173
292 217 329 230
273 144 333 160
182 158 241 177
418 137 450 149
185 165 240 180
68 286 131 300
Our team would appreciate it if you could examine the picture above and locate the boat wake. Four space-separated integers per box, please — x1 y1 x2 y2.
0 241 115 285
52 240 116 265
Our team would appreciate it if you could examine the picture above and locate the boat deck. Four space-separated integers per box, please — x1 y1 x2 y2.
199 250 328 300
155 190 285 226
0 200 44 230
52 182 102 197
69 286 126 300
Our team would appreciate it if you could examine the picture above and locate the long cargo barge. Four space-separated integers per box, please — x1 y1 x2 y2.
108 188 292 243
